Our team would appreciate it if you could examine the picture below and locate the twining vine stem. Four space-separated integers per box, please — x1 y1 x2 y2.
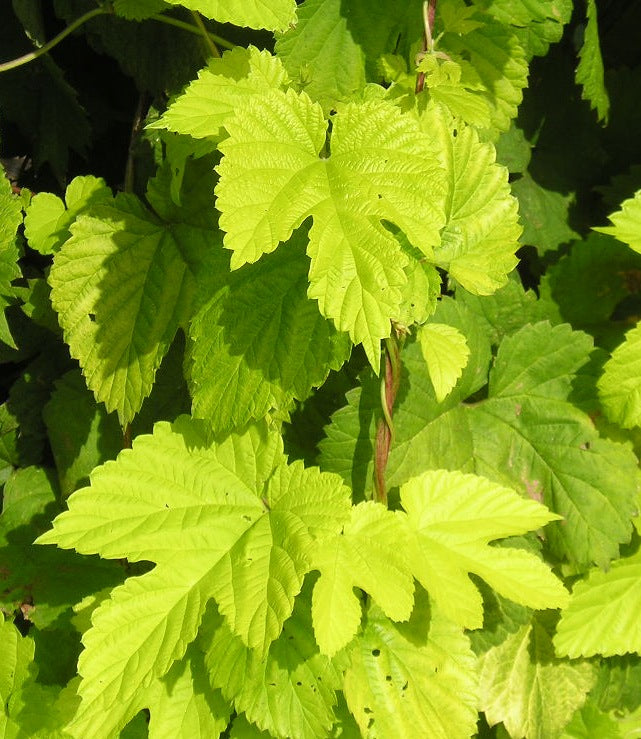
0 3 233 74
373 333 403 505
0 6 110 73
373 0 437 504
415 0 437 94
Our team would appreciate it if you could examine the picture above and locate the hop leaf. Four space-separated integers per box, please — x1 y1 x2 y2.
310 501 414 656
37 417 351 735
343 595 479 739
480 617 595 737
598 322 641 429
429 109 521 294
594 189 641 253
554 550 641 659
398 469 568 629
150 46 288 141
215 88 447 365
418 322 470 402
162 0 297 32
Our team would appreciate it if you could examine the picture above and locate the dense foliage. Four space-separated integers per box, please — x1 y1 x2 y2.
1 0 641 736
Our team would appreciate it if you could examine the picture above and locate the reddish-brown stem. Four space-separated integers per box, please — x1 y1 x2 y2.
416 0 438 94
123 423 132 450
373 334 402 505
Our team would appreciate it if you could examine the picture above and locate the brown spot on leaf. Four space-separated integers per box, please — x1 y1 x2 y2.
523 477 543 503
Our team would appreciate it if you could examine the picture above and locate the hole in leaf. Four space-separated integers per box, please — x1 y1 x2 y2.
372 648 381 657
88 313 96 322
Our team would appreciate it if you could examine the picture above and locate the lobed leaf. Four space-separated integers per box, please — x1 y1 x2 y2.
189 232 350 436
150 46 288 141
398 469 568 629
37 417 351 731
467 322 640 568
203 593 344 739
216 88 446 364
311 501 414 656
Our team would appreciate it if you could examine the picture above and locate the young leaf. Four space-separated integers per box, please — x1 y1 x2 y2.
398 469 568 629
576 0 609 123
479 618 595 738
439 9 529 132
598 322 641 429
554 550 641 659
162 0 297 32
24 176 111 256
418 322 470 403
36 418 351 733
202 593 344 739
189 232 350 436
215 89 446 364
150 46 288 141
310 501 414 657
594 189 641 253
343 595 479 739
429 110 521 294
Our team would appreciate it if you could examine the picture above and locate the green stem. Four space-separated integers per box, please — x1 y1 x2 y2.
0 5 235 75
0 6 111 73
149 13 234 50
190 11 220 58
